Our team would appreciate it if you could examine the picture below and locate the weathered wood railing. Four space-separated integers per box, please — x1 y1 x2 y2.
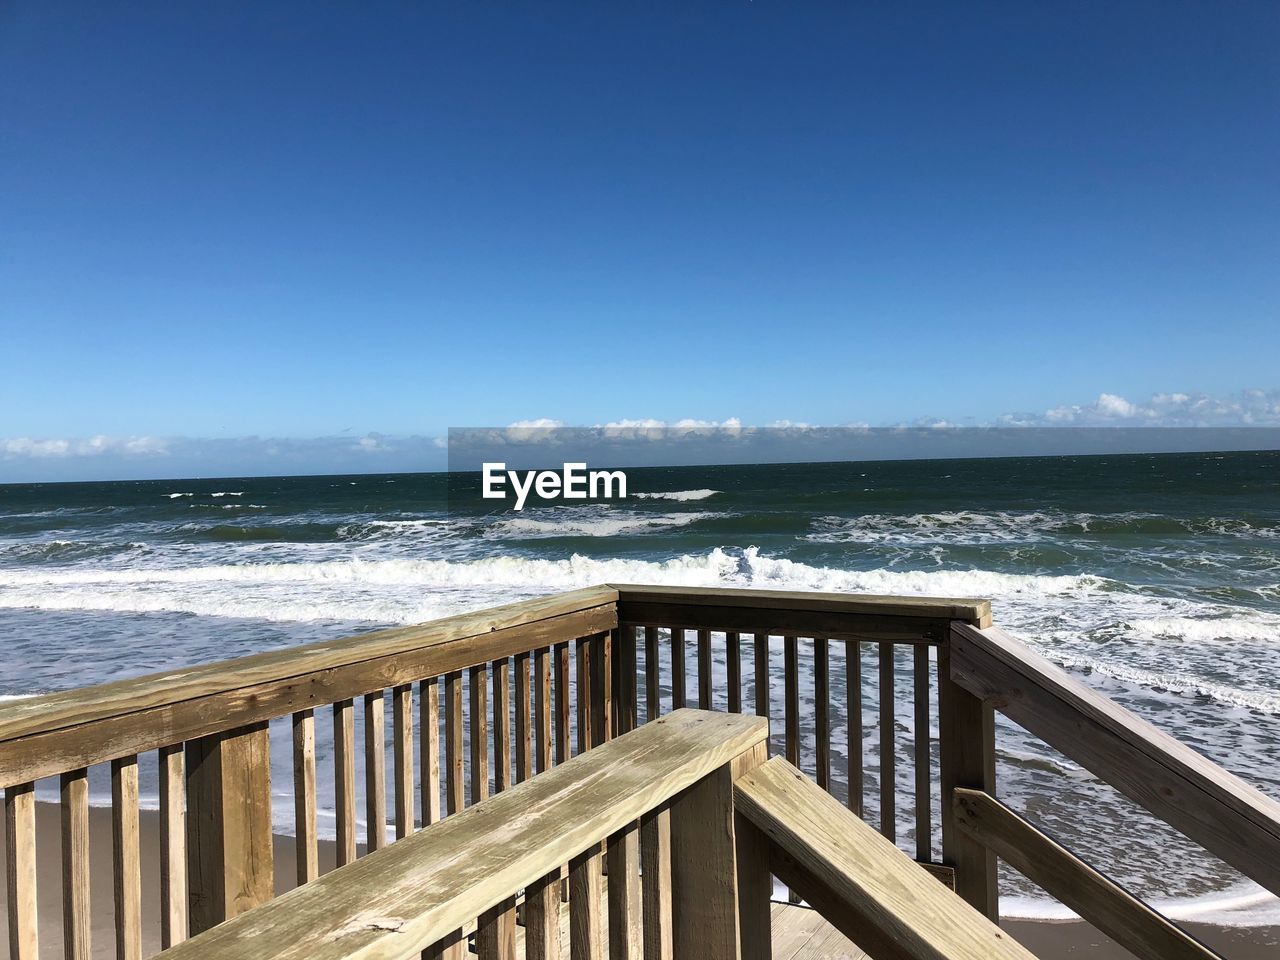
3 585 1276 960
153 710 1032 960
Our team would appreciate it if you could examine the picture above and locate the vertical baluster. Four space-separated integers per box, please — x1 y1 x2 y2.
607 822 642 960
726 631 742 713
421 677 441 827
644 626 660 722
696 628 712 709
914 645 932 862
393 684 414 840
515 651 532 783
815 637 831 793
754 631 769 719
159 744 188 946
847 640 864 817
555 641 570 765
670 628 685 710
470 664 490 803
594 631 612 744
493 658 511 793
617 625 638 734
784 635 801 903
570 846 605 960
61 769 91 958
364 692 387 852
291 712 318 885
535 647 552 774
640 807 672 960
5 780 37 960
441 670 467 959
445 672 464 816
576 635 593 754
112 756 141 960
333 699 357 866
524 869 562 960
477 897 517 960
880 643 897 841
669 765 743 959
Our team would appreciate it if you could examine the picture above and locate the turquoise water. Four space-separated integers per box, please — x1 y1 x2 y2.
1 450 1278 921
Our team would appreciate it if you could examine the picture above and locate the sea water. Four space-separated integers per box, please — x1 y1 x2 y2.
1 451 1277 924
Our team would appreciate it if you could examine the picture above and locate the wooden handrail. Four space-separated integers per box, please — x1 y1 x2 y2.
160 709 768 960
949 621 1280 898
734 757 1035 960
953 789 1223 960
0 587 618 786
613 584 991 643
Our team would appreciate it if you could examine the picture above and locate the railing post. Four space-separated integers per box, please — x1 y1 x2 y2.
670 740 768 960
938 629 998 920
185 721 273 934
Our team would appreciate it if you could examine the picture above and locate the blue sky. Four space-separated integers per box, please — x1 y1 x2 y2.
2 3 1278 480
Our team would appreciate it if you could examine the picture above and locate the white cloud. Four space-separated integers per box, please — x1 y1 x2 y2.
0 435 169 459
1008 389 1280 427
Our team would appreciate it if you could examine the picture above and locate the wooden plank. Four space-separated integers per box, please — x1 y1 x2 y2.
613 585 991 624
534 648 552 774
595 631 612 744
955 789 1224 960
515 651 532 783
4 780 37 960
607 822 641 960
937 640 997 921
421 677 441 827
732 743 772 960
879 643 896 842
697 629 712 710
555 642 570 765
162 710 768 960
445 672 464 816
524 870 561 960
493 658 512 793
784 636 799 770
735 758 1035 960
333 700 357 867
0 603 617 789
847 641 863 818
569 848 605 960
61 768 91 959
622 603 951 647
0 586 619 747
470 664 490 804
641 807 673 960
112 755 142 960
576 636 593 755
670 765 742 960
754 632 769 720
670 628 685 710
477 896 517 960
365 692 387 852
814 638 830 792
422 928 467 960
185 723 273 931
726 632 742 713
393 684 414 839
912 646 931 863
292 711 318 884
644 627 660 722
159 744 189 946
951 621 1280 899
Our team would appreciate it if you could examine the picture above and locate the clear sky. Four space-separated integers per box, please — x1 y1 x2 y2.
2 3 1278 480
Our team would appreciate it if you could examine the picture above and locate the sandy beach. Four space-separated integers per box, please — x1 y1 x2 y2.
3 800 1276 958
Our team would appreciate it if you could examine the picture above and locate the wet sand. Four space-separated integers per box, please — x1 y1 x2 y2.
4 801 1277 958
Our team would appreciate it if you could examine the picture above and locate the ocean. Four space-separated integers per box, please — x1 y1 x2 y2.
1 450 1278 924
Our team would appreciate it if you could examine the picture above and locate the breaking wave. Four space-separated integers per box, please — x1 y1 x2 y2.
634 489 720 501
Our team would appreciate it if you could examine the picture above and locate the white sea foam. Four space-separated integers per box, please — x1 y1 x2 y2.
486 510 717 539
1122 614 1280 645
1002 883 1280 926
165 492 195 499
210 492 245 497
634 489 720 501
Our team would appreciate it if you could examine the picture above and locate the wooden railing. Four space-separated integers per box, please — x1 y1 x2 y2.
3 584 1277 960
